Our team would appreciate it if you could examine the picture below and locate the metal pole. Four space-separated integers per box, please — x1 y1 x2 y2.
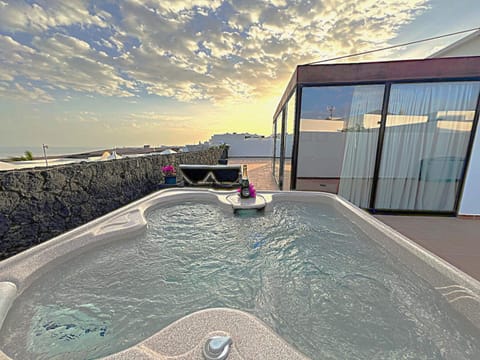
42 144 48 167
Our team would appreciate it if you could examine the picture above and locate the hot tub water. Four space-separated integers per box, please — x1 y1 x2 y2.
0 201 479 359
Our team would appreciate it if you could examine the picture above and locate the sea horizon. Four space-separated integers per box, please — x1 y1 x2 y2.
0 146 108 160
0 144 183 160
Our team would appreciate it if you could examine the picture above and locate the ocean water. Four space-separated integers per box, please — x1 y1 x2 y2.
0 146 103 159
1 202 479 359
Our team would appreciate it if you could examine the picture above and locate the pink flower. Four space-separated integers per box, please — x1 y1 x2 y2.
162 165 176 176
237 182 256 198
249 183 256 198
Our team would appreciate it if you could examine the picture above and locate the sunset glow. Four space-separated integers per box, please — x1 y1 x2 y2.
0 0 479 148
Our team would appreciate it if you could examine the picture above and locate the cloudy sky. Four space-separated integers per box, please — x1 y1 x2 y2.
0 0 479 149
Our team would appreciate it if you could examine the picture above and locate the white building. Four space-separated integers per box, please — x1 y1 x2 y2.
429 30 480 58
209 133 281 158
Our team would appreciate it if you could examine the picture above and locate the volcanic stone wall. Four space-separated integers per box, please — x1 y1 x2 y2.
0 147 224 259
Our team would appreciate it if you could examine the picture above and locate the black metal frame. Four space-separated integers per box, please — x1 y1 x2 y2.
369 83 391 210
278 104 287 189
283 76 480 215
291 86 301 190
272 119 277 184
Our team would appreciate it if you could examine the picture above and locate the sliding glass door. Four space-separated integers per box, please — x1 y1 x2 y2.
375 81 480 211
294 80 479 213
297 84 384 198
338 85 385 207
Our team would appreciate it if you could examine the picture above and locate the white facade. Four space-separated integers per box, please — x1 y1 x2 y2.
459 122 480 215
429 30 480 58
209 133 274 157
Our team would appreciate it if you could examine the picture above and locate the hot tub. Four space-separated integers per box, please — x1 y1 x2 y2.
0 189 479 359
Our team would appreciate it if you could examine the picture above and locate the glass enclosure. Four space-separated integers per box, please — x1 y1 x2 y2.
272 92 295 190
283 92 296 190
295 81 480 211
273 58 480 213
375 81 480 211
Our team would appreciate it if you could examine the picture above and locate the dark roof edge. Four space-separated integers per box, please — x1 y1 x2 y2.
273 56 480 121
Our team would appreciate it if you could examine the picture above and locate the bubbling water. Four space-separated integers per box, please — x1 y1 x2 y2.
1 202 479 359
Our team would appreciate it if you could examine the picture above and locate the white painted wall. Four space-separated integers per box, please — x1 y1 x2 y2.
210 133 274 157
429 31 480 58
459 124 480 215
296 132 346 177
210 133 294 158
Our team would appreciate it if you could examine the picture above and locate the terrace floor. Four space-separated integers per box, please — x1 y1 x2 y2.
229 157 277 191
231 157 480 282
374 215 480 281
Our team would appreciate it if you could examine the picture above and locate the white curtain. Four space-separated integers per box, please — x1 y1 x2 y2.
338 85 385 208
375 82 480 211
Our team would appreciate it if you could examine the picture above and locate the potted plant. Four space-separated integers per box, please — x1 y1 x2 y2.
162 165 177 184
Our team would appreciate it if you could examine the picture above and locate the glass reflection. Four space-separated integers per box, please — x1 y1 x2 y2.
297 85 385 206
375 81 480 211
283 92 295 190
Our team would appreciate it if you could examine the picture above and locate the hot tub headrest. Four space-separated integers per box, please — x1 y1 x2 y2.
180 164 241 187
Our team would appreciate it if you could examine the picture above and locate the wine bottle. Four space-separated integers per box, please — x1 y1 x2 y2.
240 165 250 198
